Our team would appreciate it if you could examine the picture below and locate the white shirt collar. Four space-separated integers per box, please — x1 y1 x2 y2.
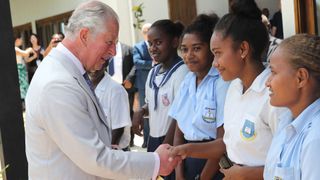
248 68 270 93
56 43 86 76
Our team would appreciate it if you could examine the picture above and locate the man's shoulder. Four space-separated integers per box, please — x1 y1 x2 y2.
134 41 146 48
120 43 133 52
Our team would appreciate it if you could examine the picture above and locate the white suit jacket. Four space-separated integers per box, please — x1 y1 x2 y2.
25 48 155 180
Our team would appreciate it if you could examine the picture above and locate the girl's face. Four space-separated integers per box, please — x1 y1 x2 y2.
147 27 176 64
30 35 38 44
210 31 243 81
180 33 213 73
266 47 300 108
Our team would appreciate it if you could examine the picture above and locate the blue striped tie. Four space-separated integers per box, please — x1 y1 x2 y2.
108 58 114 76
83 73 95 93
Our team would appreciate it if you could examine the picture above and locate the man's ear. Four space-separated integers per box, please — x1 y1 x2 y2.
239 41 250 60
79 28 90 47
296 67 310 88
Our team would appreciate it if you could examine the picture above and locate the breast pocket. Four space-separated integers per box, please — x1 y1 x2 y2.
274 166 295 180
190 99 217 139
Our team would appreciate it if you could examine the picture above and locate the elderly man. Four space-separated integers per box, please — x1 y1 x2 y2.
25 1 179 179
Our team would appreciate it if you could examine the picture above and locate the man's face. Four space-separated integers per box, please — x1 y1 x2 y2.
83 19 119 72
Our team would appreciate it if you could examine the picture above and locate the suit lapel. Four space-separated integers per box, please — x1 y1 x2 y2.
50 49 109 128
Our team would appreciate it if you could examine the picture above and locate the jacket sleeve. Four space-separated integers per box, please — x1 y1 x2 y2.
38 80 156 179
133 43 152 70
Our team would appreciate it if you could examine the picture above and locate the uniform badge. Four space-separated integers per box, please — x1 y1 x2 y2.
240 119 256 141
161 93 170 106
202 107 216 123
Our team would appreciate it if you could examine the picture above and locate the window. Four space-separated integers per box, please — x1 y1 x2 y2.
35 11 72 47
13 22 32 49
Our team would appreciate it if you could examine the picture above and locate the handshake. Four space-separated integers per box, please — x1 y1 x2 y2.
155 144 187 176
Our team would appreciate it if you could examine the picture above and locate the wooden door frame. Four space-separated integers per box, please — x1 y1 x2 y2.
167 0 197 26
294 0 317 34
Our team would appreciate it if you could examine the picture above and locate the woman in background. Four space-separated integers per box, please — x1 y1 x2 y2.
15 35 36 109
27 33 44 82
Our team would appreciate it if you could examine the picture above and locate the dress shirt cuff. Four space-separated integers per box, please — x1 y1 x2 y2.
152 152 160 180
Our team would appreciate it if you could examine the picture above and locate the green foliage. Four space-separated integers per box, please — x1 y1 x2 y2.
132 3 145 30
0 164 9 178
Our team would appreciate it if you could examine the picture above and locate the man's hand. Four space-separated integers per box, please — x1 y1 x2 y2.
155 144 181 176
123 80 132 89
132 109 144 136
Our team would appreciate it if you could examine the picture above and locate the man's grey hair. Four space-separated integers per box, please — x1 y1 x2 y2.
64 0 119 40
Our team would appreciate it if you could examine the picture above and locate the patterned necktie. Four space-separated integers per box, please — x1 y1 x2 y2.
108 58 114 76
83 73 95 93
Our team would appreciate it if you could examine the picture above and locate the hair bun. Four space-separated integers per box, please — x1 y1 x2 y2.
230 0 261 20
174 21 185 37
193 13 219 29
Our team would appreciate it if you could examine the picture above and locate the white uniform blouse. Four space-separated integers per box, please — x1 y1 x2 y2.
223 68 288 166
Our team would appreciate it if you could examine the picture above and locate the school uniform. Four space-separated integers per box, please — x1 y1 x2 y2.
145 58 189 151
264 98 320 180
95 73 132 150
145 58 188 180
223 68 288 166
169 67 229 179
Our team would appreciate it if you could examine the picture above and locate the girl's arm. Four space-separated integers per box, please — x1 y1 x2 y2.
173 124 186 180
200 126 225 179
162 120 176 145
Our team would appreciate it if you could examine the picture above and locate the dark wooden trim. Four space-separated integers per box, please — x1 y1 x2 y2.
168 0 197 26
35 11 72 47
294 0 317 34
13 22 32 33
13 22 32 48
35 11 73 26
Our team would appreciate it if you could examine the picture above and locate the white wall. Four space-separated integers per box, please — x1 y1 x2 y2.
196 0 281 19
196 0 228 17
132 0 169 25
255 0 280 19
131 0 169 42
10 0 297 45
10 0 86 32
10 0 133 45
104 0 135 45
281 0 295 38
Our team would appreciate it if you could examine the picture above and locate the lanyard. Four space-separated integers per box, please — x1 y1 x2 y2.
149 59 184 110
